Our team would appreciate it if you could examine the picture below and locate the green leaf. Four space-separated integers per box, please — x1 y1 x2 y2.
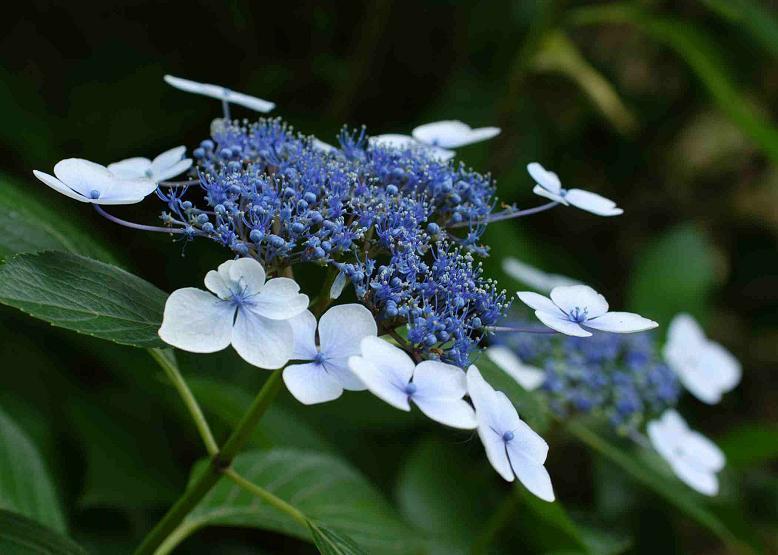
308 521 367 555
532 30 638 134
626 224 720 326
700 0 778 58
0 251 167 348
0 510 86 555
0 171 117 264
566 420 754 554
569 4 778 164
174 448 419 554
0 406 66 532
717 422 778 469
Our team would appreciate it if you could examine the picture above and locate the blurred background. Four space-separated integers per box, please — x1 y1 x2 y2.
1 0 776 553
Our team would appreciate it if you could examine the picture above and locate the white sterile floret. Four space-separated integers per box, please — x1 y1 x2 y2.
412 120 501 149
283 304 377 405
108 146 193 183
663 314 741 404
33 158 157 205
502 257 580 293
369 134 455 161
517 284 658 337
467 366 554 501
647 410 725 496
486 346 545 391
158 258 308 369
527 162 623 216
164 74 275 113
348 336 476 429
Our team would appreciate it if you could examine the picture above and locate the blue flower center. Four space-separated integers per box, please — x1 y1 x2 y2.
145 169 154 178
89 189 100 199
313 352 326 365
502 431 514 442
569 307 588 323
404 383 417 396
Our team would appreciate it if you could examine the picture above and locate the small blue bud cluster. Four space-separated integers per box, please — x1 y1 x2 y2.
160 118 507 366
494 325 680 433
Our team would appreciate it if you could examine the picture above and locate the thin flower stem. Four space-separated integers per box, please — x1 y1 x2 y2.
487 326 558 334
134 369 285 555
158 179 200 187
448 201 559 229
93 205 187 234
224 468 308 525
149 348 219 456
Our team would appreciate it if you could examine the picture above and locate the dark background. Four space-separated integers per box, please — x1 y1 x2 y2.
1 1 776 553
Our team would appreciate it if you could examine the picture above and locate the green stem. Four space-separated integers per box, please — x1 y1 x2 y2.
470 487 521 554
224 468 308 525
134 369 285 555
149 348 219 456
309 265 339 317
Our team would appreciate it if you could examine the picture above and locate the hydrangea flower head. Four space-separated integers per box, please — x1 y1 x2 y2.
663 314 741 404
528 162 623 216
158 258 308 369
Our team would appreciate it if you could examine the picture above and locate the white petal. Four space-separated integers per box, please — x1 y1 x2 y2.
412 397 476 429
486 346 545 391
412 120 500 149
565 189 623 216
502 257 579 293
534 310 591 337
669 458 719 496
584 312 658 333
700 342 741 393
252 277 309 320
164 75 274 113
32 170 89 202
152 146 186 173
318 304 377 361
164 74 209 95
53 158 115 197
506 443 555 501
204 268 233 299
359 336 415 383
412 360 468 399
228 89 276 113
231 309 293 369
288 310 319 360
550 285 609 319
369 134 418 149
329 271 348 299
227 258 266 296
667 314 707 350
321 358 368 392
527 163 562 194
532 184 566 204
107 157 151 179
509 418 550 464
466 365 497 415
677 366 725 405
348 355 410 411
465 126 501 144
685 431 726 472
477 425 514 482
97 178 157 203
647 418 680 464
283 362 344 405
158 288 234 353
516 291 560 313
312 138 338 153
154 158 192 182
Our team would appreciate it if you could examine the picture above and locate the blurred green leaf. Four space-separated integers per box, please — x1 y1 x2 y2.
476 354 551 433
717 422 778 469
700 0 778 58
567 420 756 554
0 251 166 348
569 4 778 164
308 521 367 555
0 172 117 264
626 224 720 325
532 30 638 134
186 376 334 452
0 509 85 555
0 406 66 532
174 448 419 554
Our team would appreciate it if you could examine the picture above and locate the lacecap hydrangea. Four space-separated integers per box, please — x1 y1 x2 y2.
156 117 508 367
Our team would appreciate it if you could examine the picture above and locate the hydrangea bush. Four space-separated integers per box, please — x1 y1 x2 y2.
4 75 742 554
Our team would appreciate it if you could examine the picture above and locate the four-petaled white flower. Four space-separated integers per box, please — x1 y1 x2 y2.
284 304 377 405
517 285 658 337
164 74 275 113
467 366 555 501
528 162 623 216
348 336 477 429
369 134 455 161
663 314 741 404
502 257 580 293
647 410 725 496
158 258 308 369
33 158 157 205
108 146 193 183
412 120 500 149
486 346 545 391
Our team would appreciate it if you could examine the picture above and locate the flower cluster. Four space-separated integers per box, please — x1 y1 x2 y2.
492 322 680 433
